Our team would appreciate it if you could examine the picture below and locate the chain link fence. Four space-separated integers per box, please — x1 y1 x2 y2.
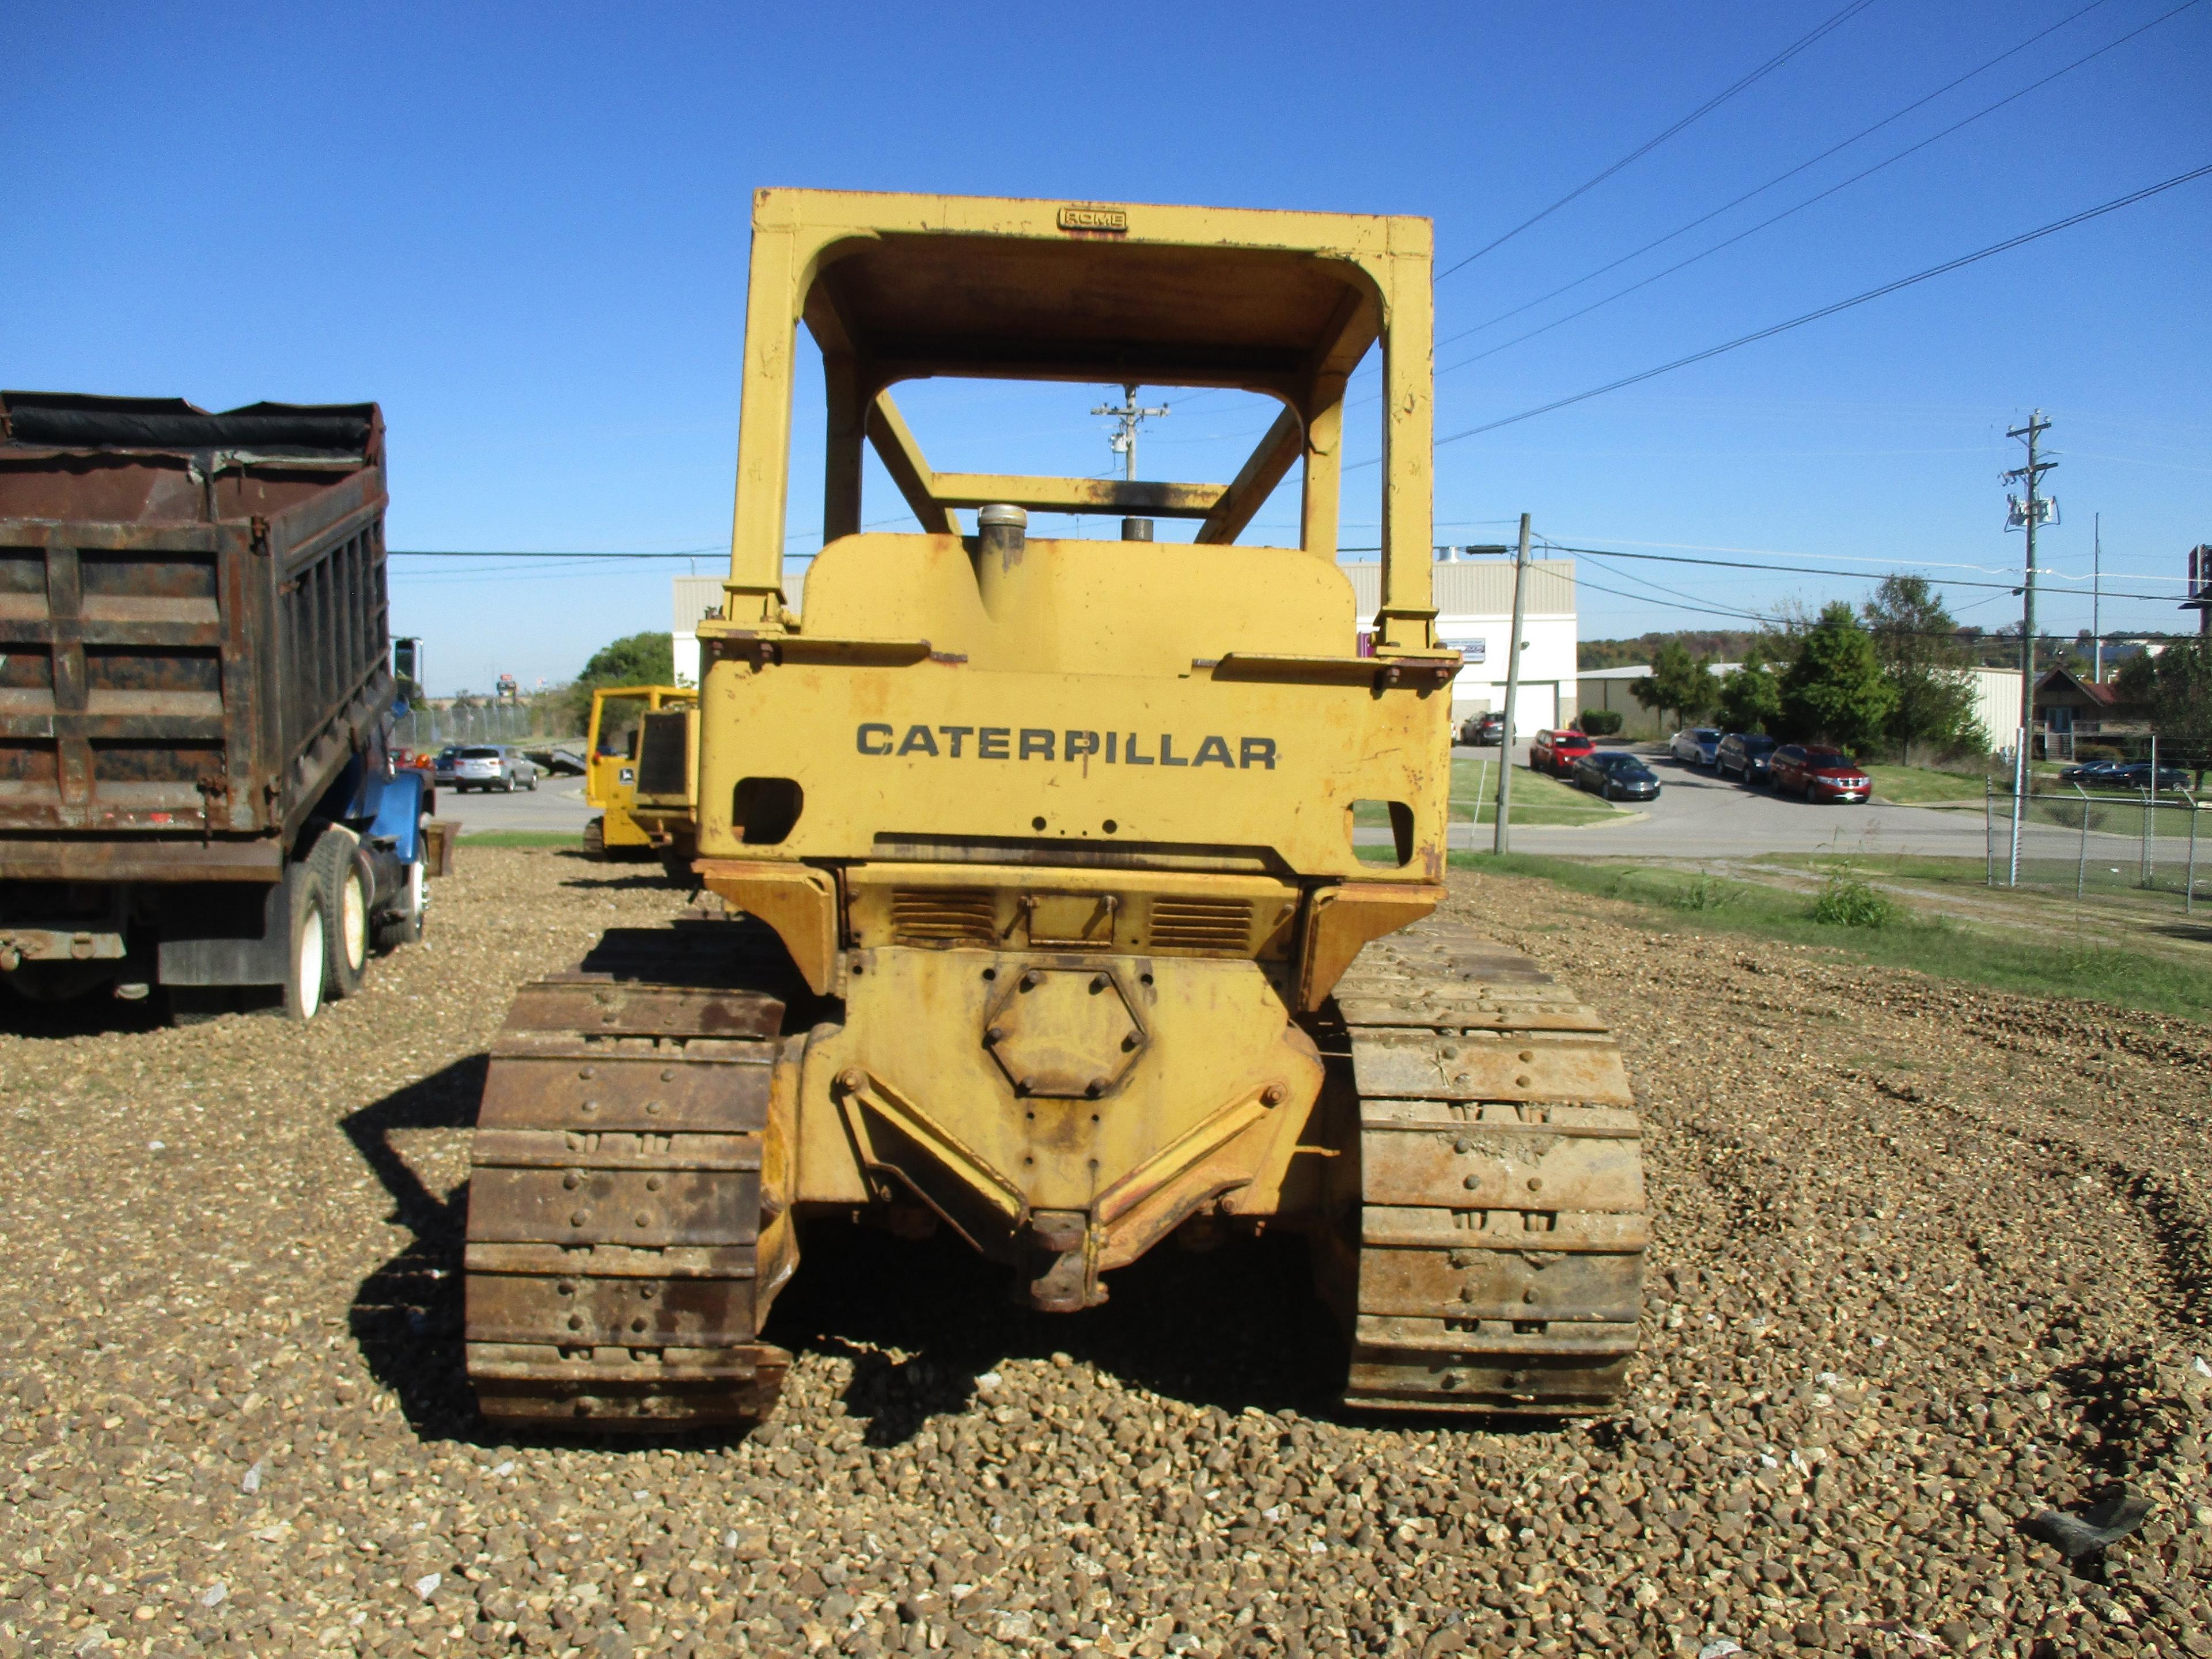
1984 781 2209 910
392 701 543 752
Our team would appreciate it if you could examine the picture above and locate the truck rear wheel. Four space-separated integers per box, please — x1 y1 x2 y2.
283 868 328 1022
327 842 373 998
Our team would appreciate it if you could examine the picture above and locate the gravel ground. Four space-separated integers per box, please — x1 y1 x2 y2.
3 849 2210 1659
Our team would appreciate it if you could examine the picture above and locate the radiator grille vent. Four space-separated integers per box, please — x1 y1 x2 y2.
1149 897 1253 950
889 888 998 946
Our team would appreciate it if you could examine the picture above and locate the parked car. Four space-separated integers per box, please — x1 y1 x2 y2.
1715 732 1779 783
2108 762 2192 792
451 745 539 793
431 745 463 787
2059 760 2127 786
1669 727 1722 767
1531 728 1595 777
544 748 588 777
1457 712 1505 747
1571 750 1661 801
1771 744 1871 802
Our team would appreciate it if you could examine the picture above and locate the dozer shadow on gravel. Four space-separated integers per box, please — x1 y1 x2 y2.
461 190 1647 1430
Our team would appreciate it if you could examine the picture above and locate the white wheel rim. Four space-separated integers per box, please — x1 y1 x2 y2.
343 870 368 969
297 906 324 1018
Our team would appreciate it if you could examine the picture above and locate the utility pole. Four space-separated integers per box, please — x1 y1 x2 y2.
1092 383 1169 483
1493 513 1533 855
2092 514 2103 683
2003 410 2057 887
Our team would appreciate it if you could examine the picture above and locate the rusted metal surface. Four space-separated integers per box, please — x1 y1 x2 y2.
0 392 391 871
0 925 125 967
464 931 798 1429
1334 918 1646 1416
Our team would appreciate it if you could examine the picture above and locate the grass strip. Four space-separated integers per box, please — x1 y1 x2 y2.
1860 764 1987 805
453 830 582 847
1454 850 2212 1022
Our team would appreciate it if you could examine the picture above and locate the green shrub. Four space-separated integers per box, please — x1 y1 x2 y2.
1577 710 1624 736
1671 874 1737 913
1811 867 1895 929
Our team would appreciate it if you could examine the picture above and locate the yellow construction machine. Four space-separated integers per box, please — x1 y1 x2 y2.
464 190 1646 1428
581 684 697 870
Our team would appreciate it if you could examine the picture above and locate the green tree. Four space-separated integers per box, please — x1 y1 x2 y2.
579 631 675 687
1861 574 1986 763
1630 640 1718 728
562 631 676 732
1715 643 1785 734
2116 636 2212 782
1780 601 1896 752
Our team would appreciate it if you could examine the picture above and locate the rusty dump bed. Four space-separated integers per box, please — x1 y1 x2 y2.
0 393 392 881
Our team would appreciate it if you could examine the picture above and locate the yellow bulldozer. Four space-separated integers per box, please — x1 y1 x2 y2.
581 684 699 878
464 190 1645 1428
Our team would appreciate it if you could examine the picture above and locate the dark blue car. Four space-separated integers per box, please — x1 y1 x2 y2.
1716 732 1778 783
1573 750 1662 801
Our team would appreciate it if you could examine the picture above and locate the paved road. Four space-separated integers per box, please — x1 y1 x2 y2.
440 773 597 836
1452 743 1995 859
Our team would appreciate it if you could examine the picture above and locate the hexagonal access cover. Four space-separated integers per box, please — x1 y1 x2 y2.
983 968 1146 1099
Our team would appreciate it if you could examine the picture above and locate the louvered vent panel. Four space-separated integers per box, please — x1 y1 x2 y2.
1149 897 1253 950
889 889 998 946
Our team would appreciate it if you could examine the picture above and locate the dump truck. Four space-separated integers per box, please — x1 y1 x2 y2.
463 191 1646 1427
0 392 433 1021
581 683 697 871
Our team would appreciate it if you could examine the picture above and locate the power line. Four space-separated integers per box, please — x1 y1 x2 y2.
1437 0 1878 278
1412 161 2212 452
389 555 717 570
1437 0 2123 350
1544 533 2193 583
1547 540 2187 603
1438 0 2206 377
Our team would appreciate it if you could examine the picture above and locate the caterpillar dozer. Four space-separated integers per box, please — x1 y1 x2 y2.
462 190 1646 1428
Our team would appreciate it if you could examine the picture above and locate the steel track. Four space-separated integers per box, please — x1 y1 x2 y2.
1332 919 1647 1415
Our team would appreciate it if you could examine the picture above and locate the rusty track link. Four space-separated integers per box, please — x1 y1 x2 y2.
1334 921 1646 1415
464 925 795 1429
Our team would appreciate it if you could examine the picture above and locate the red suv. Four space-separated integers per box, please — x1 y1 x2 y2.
1531 729 1595 777
1770 744 1870 802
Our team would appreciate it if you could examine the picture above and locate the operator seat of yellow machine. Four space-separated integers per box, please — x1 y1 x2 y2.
462 191 1643 1429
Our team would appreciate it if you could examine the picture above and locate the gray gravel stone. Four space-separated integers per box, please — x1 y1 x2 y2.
1 852 2208 1656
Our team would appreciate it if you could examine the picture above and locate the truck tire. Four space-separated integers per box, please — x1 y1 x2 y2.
319 838 372 999
374 824 429 951
283 863 328 1022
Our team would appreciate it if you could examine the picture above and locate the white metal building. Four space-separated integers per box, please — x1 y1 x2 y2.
1346 556 1578 739
1959 665 2021 751
1574 665 1741 739
672 569 815 687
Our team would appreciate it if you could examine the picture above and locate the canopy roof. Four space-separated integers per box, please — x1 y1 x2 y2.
725 190 1442 652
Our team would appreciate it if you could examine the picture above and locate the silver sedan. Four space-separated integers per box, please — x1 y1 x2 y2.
450 745 539 793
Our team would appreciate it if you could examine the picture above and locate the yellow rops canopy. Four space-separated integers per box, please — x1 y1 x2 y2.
725 189 1439 652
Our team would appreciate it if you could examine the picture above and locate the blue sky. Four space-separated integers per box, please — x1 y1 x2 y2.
9 1 2207 692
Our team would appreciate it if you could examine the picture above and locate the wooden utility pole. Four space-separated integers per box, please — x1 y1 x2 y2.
2004 410 2056 888
1493 513 1532 855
